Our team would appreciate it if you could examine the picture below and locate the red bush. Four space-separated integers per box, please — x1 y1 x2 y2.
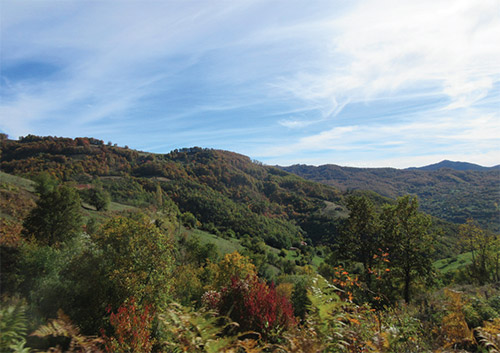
101 298 155 353
218 276 296 335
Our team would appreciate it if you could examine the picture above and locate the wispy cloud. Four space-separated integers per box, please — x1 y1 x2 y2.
0 0 498 167
274 0 500 113
256 106 500 168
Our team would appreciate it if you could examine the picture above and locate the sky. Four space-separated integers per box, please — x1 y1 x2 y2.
1 0 499 168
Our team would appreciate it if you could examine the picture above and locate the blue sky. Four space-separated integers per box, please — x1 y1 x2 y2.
1 0 499 168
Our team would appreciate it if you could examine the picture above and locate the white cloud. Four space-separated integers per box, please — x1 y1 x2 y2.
1 0 499 168
276 0 500 114
278 119 314 129
256 106 500 167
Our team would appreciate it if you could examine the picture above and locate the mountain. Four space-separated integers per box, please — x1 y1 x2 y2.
1 135 477 258
408 160 500 171
0 135 346 248
281 163 500 232
2 135 498 353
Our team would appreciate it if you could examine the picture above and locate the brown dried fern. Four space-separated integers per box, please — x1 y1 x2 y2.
474 318 500 353
31 310 104 353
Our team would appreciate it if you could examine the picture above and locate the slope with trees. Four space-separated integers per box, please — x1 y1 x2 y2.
282 163 500 232
1 135 499 352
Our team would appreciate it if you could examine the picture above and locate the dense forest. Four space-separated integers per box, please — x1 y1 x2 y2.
281 164 500 233
1 135 499 352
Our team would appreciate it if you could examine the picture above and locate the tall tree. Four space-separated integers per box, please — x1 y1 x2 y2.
33 172 58 196
86 188 110 211
337 195 380 289
381 195 434 303
23 185 82 246
459 218 498 284
92 214 174 307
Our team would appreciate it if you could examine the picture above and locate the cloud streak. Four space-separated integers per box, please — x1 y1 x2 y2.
0 0 499 167
275 0 500 113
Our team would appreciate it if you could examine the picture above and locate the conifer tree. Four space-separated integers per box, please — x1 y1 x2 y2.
23 185 82 246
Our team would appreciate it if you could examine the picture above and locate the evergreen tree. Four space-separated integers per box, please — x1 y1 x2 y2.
337 195 380 290
23 185 82 246
33 172 58 196
87 188 110 211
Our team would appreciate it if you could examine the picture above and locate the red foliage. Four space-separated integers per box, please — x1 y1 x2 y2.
218 276 296 336
101 298 155 353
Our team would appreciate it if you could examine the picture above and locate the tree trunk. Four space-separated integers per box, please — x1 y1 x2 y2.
404 268 411 303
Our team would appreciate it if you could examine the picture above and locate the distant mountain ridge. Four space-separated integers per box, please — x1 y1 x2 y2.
281 162 500 232
408 160 500 171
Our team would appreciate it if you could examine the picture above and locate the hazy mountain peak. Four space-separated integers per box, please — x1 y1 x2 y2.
409 160 499 171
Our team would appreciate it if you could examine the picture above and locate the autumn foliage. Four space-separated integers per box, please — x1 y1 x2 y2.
101 299 155 353
217 276 296 336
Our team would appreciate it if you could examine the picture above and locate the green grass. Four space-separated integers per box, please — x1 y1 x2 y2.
285 249 300 261
311 255 324 268
434 252 473 274
187 228 243 255
107 201 138 212
0 172 35 192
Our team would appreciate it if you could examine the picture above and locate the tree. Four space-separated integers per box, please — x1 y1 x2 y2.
209 251 256 290
381 196 434 303
459 218 498 284
87 188 110 211
291 279 311 320
23 185 82 246
33 172 58 196
92 214 174 308
338 195 380 290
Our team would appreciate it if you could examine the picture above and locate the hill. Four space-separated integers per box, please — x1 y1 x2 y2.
408 160 500 171
281 163 500 232
0 135 345 248
2 135 499 352
1 135 466 255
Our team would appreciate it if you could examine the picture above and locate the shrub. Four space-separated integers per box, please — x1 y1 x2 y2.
217 276 296 337
101 299 154 353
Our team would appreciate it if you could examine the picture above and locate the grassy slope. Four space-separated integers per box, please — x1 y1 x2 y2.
0 171 35 192
0 172 36 222
434 252 473 274
187 228 243 255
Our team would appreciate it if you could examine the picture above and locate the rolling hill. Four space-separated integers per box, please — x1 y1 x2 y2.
408 160 500 171
281 163 500 232
0 135 345 249
0 135 476 258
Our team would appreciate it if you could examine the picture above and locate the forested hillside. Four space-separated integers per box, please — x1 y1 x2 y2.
0 135 346 248
1 135 499 353
282 163 500 232
408 160 500 171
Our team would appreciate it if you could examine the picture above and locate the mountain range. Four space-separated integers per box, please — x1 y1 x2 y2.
281 161 499 232
1 135 498 245
408 160 500 171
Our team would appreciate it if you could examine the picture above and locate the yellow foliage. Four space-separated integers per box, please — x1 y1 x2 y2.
31 310 104 352
439 289 474 349
213 251 256 289
172 264 204 304
475 318 500 352
276 283 294 301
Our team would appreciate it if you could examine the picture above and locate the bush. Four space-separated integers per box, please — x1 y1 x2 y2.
181 212 197 229
489 296 500 314
101 299 154 353
217 276 296 337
